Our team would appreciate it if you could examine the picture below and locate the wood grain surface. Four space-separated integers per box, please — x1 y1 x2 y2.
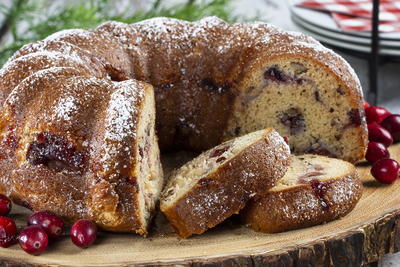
2 145 400 267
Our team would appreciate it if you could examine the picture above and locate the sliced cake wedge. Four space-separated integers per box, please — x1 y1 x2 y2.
160 128 290 238
241 154 363 233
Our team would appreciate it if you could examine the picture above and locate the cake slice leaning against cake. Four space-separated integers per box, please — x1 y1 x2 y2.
0 67 163 234
241 154 363 233
160 128 290 238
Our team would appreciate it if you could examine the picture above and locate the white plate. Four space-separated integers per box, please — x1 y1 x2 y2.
292 12 400 48
292 16 400 56
289 0 400 41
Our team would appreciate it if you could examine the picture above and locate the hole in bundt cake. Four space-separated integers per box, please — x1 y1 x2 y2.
278 108 305 135
174 120 192 143
200 78 231 93
26 132 84 172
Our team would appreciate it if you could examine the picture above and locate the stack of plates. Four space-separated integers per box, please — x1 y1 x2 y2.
290 1 400 56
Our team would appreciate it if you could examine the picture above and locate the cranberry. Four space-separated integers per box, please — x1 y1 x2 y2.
18 225 48 255
279 108 305 135
0 216 17 248
365 106 391 124
70 219 97 248
26 132 84 172
264 66 304 84
364 100 370 109
216 156 226 163
371 158 400 184
28 211 65 239
368 123 393 147
347 108 362 127
0 194 12 216
210 146 229 158
365 142 390 163
309 179 330 210
264 66 290 83
381 114 400 142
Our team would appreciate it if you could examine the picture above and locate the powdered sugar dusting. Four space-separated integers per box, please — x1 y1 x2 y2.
45 29 92 42
54 95 77 121
104 82 142 142
5 67 79 106
161 129 290 235
100 81 144 175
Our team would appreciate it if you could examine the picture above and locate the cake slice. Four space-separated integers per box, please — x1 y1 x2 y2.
241 154 363 233
160 128 290 238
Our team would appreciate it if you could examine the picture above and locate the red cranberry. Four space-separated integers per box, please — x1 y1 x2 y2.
0 194 12 216
0 216 17 248
70 219 97 248
363 101 370 109
18 225 48 255
371 158 400 184
366 142 390 163
28 211 65 239
309 179 329 210
209 146 229 158
381 114 400 142
279 108 305 135
368 123 393 147
365 106 391 124
264 66 291 83
26 132 84 172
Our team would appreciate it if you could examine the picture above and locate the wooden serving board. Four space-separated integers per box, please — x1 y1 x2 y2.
2 145 400 266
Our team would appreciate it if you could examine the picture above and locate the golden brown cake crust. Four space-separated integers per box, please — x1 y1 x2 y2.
0 67 157 233
241 161 363 233
161 129 290 238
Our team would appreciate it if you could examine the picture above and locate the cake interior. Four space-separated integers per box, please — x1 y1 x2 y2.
135 86 164 228
161 129 269 207
271 154 354 191
227 56 363 162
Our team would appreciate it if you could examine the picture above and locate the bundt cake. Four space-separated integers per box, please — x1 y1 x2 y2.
0 16 367 233
160 128 290 238
241 154 363 233
4 17 367 163
0 67 163 234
